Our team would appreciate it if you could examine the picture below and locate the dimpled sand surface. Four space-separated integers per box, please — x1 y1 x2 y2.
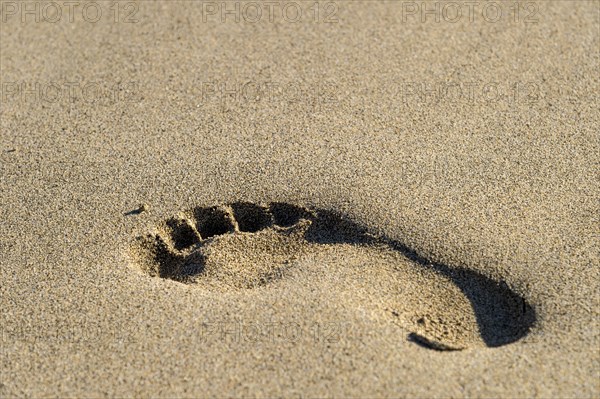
0 1 599 397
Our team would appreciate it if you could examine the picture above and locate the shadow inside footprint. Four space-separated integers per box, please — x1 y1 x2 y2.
425 263 536 347
303 210 535 348
231 202 273 232
129 201 537 350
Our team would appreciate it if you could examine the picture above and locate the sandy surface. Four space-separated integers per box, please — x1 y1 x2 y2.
1 1 599 397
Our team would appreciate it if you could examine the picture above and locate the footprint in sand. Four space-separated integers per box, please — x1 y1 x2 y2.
129 202 536 351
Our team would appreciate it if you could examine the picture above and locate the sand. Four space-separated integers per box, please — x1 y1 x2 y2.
1 1 599 397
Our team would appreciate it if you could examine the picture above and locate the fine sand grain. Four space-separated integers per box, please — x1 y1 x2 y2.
1 1 599 397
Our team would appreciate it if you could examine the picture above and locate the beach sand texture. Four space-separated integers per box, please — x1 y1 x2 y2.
1 1 599 397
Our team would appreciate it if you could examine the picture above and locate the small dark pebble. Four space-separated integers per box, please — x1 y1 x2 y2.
125 204 148 216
